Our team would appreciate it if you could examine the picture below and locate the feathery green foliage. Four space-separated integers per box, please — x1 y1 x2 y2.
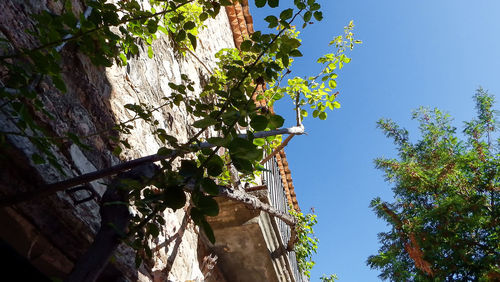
369 88 500 281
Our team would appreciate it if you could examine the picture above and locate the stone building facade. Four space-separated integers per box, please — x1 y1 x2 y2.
0 0 303 281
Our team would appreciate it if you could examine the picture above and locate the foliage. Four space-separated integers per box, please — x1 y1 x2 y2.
0 0 359 272
262 21 361 121
289 207 319 278
320 274 338 282
368 88 500 281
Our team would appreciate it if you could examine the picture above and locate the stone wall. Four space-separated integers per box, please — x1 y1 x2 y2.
0 0 235 281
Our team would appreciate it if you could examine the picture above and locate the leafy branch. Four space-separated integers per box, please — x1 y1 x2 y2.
0 0 362 278
289 207 319 279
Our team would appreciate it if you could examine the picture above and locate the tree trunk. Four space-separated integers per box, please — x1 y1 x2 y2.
65 164 158 282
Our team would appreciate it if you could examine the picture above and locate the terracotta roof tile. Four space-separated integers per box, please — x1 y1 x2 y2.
225 2 300 212
233 1 250 39
224 5 242 48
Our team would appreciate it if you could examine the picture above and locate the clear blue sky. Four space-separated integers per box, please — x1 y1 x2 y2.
250 1 500 281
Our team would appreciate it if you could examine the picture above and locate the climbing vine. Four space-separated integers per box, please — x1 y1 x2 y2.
0 0 360 277
289 207 319 278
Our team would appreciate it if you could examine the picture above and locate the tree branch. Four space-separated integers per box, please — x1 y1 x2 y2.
0 0 196 60
65 163 296 282
217 186 297 226
66 164 158 282
260 133 296 165
260 92 303 164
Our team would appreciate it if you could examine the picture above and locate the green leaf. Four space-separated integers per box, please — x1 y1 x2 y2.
130 43 139 55
280 8 294 21
253 138 266 146
171 15 182 24
251 31 262 41
179 160 201 179
269 114 285 129
286 38 301 49
199 12 209 21
188 33 197 50
157 25 168 35
168 82 178 90
240 40 252 52
265 67 276 80
157 147 173 156
231 156 253 173
313 11 323 21
147 223 159 237
310 3 321 11
228 138 261 161
296 1 306 9
201 178 219 196
303 11 312 22
163 185 186 210
147 20 158 33
282 54 289 67
206 155 224 177
201 219 216 243
190 207 204 225
250 115 269 131
201 148 213 156
255 0 267 8
175 29 186 42
147 46 153 59
113 146 122 156
328 80 337 89
319 111 327 120
197 195 219 216
238 118 248 127
183 21 196 30
32 153 45 164
268 0 279 8
333 101 341 108
264 15 278 28
51 75 67 93
289 49 303 57
207 136 230 146
192 117 217 128
119 53 127 65
222 109 240 125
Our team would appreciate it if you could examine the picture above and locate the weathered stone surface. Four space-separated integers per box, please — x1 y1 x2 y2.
0 0 235 280
207 196 292 282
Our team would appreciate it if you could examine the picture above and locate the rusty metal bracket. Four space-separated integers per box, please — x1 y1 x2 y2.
66 185 100 205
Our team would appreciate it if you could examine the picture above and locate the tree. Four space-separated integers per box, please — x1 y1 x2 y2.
368 89 500 281
0 0 360 280
320 274 338 282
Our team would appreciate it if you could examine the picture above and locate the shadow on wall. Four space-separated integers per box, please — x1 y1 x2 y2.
151 210 190 281
0 1 162 281
0 0 235 279
0 0 117 274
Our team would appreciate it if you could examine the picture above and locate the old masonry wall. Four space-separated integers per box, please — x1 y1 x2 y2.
0 0 236 281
